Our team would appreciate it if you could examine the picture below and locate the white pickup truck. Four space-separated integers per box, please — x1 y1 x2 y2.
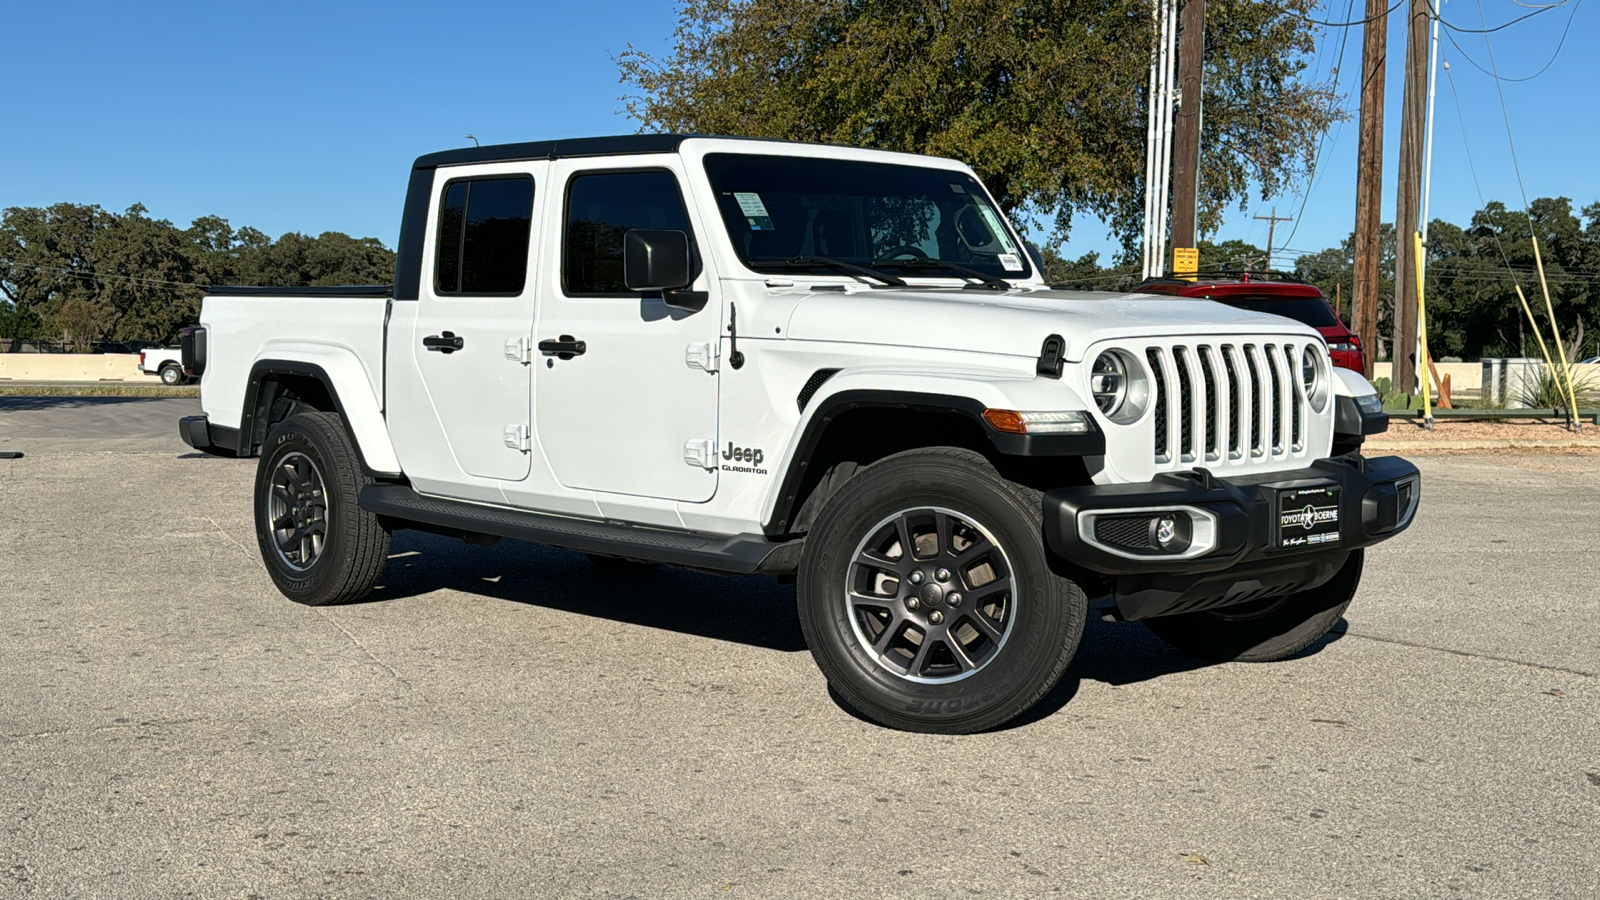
180 135 1417 732
139 346 188 384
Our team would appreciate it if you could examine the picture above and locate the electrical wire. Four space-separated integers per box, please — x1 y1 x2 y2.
1276 0 1359 256
1439 0 1581 82
0 261 206 291
1436 0 1577 31
1283 0 1406 28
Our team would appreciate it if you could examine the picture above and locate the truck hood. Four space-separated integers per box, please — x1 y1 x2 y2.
783 287 1322 362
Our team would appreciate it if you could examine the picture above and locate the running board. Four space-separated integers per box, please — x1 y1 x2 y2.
359 484 791 575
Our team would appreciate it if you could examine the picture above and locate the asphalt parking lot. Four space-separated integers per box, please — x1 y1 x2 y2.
2 397 1597 898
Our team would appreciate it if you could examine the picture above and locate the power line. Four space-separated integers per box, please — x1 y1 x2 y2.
1277 0 1359 255
1436 0 1578 31
0 261 205 291
1439 0 1581 82
1283 0 1406 28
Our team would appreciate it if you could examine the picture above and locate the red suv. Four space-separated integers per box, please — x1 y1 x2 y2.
1137 275 1366 373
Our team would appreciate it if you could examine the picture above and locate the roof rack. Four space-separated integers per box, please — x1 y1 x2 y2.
1139 268 1308 285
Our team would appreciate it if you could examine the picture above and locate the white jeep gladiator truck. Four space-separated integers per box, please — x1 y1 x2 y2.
179 135 1417 733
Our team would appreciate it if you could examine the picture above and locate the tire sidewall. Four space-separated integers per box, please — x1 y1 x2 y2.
799 452 1082 731
254 417 350 602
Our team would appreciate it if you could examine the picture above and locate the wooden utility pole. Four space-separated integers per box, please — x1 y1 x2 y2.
1255 207 1292 265
1169 0 1206 262
1352 0 1389 380
1391 0 1429 394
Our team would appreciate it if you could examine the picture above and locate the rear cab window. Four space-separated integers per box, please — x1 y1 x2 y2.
1218 294 1343 329
434 175 535 295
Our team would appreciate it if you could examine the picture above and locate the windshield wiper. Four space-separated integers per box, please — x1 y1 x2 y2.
761 256 906 287
870 258 1012 291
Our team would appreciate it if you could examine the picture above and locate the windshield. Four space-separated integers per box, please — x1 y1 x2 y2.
1218 295 1344 329
702 153 1032 281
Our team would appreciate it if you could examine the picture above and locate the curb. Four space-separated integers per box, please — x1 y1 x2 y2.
1366 439 1600 452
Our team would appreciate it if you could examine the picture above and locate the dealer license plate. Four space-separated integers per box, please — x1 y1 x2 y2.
1276 484 1342 549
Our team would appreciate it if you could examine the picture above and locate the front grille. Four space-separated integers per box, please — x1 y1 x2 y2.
1141 341 1312 468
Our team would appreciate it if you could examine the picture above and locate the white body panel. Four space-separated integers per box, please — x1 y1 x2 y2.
139 348 182 374
197 136 1375 540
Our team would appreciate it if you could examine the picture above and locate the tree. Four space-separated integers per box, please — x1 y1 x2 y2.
0 203 397 347
619 0 1339 249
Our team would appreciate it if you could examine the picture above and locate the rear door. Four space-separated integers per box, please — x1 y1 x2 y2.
529 159 721 503
394 161 546 488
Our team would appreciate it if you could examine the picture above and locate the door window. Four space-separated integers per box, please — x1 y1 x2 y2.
563 170 695 295
434 176 535 295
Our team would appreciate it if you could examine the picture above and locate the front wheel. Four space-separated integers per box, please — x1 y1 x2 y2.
1143 550 1363 662
797 448 1087 733
254 411 390 606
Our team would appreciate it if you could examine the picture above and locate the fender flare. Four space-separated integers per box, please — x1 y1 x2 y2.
761 377 1105 535
241 350 402 475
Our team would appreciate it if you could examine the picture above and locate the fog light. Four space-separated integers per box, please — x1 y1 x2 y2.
1155 516 1178 548
1147 512 1191 552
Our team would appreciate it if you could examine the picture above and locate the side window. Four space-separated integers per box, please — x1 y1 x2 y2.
434 175 534 295
564 170 693 295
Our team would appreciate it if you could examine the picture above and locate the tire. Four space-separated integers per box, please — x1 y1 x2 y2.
1143 549 1363 662
159 364 183 385
797 448 1087 733
254 411 390 606
584 553 659 574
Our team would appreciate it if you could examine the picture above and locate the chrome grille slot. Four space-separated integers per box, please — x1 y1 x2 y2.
1132 338 1312 471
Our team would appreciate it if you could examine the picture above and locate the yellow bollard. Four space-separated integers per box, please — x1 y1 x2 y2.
1413 232 1433 429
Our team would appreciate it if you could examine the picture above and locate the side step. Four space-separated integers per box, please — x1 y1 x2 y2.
359 484 792 575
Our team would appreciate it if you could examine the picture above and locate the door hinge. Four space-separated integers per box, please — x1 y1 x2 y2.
683 438 715 469
686 341 719 373
504 336 532 365
503 424 532 453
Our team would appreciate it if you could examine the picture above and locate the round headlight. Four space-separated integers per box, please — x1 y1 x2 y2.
1091 352 1128 417
1301 345 1329 411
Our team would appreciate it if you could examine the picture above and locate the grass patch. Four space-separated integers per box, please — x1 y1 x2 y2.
0 384 199 398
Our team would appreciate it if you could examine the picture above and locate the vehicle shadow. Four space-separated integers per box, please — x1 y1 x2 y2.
0 395 185 411
367 530 809 653
369 530 1349 726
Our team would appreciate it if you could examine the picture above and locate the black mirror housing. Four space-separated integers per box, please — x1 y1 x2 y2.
624 229 692 292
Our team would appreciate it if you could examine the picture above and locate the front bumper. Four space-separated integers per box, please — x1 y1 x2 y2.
1043 455 1420 620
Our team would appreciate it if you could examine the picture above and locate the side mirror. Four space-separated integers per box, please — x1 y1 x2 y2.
624 229 707 310
1024 241 1046 274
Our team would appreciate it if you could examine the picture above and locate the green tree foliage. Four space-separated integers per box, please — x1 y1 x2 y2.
1292 200 1598 361
0 203 394 347
618 0 1338 248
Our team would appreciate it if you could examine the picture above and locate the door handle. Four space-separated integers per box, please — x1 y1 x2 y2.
538 336 586 360
423 332 464 354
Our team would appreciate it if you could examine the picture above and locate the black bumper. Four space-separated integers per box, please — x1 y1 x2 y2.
178 415 240 456
1043 455 1420 620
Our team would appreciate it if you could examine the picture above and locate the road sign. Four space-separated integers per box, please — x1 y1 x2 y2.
1173 247 1198 281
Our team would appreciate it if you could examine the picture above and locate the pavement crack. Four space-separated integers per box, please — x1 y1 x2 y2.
1344 631 1597 678
4 716 208 742
315 612 416 694
204 515 255 559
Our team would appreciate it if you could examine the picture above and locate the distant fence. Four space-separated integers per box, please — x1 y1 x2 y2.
0 339 167 354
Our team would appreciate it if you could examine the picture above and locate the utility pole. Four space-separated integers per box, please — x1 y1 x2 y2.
1169 0 1206 271
1391 0 1429 395
1352 0 1389 380
1255 207 1292 266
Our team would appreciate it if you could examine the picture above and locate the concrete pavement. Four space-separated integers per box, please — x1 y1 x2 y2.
1 397 1596 898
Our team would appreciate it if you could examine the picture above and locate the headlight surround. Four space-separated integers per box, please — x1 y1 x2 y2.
1090 350 1149 424
1301 345 1330 412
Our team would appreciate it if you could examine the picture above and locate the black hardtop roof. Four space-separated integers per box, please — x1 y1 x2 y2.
411 133 850 170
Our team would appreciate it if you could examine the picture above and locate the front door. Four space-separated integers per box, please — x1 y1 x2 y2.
532 160 720 503
404 161 547 486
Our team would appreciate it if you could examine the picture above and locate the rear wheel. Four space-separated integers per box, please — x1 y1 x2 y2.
159 364 183 385
1143 550 1363 662
797 448 1086 733
254 411 390 605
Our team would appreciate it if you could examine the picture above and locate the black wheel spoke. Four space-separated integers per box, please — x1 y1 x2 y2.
945 637 977 671
964 611 1004 643
872 616 908 655
904 636 933 677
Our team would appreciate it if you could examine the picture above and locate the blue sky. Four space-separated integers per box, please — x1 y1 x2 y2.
1 0 1591 266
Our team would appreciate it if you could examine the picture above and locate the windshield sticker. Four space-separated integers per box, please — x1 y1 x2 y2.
997 253 1024 272
949 183 966 194
733 192 775 231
